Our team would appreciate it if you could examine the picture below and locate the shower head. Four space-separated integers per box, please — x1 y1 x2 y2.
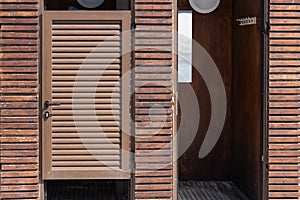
77 0 105 8
189 0 220 14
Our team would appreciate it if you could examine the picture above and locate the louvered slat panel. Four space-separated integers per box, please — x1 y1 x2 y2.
51 19 122 170
134 0 176 199
0 0 39 199
42 11 131 180
268 0 300 199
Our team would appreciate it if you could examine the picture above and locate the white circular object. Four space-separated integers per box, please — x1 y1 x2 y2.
77 0 105 8
189 0 220 14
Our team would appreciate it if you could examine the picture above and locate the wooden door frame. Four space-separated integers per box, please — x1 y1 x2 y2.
261 0 269 199
41 11 131 180
173 1 178 200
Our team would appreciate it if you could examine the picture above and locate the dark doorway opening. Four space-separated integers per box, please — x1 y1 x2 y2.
177 0 265 199
46 180 130 200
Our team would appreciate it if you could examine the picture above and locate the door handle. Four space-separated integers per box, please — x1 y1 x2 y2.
45 100 60 109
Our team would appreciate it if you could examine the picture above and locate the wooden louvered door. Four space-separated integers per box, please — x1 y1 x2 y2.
42 11 131 180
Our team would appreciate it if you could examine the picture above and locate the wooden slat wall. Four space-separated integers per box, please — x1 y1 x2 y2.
268 0 300 199
134 0 175 199
0 0 39 199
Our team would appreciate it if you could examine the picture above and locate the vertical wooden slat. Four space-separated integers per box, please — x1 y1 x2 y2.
134 0 176 199
268 0 300 199
0 0 39 199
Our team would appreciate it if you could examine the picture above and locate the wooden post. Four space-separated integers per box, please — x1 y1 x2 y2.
267 1 300 199
0 0 40 199
133 0 176 199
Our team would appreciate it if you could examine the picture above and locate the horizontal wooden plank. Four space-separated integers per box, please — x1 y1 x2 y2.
53 121 120 127
52 87 120 93
52 149 120 155
0 25 38 31
0 74 37 80
269 164 299 171
0 176 38 185
52 161 120 167
136 143 172 150
0 95 38 102
136 11 172 17
135 177 172 184
1 150 38 157
268 192 300 198
135 184 172 191
0 127 38 134
135 4 172 10
52 127 120 133
0 88 38 94
52 29 120 35
0 0 38 2
1 164 38 171
269 136 300 143
1 136 38 143
1 171 38 178
269 143 299 150
52 115 120 121
1 157 38 164
52 143 120 149
0 60 38 67
1 109 38 116
268 177 300 184
0 192 39 199
1 185 38 192
135 191 172 199
269 129 300 136
1 102 38 109
135 156 172 163
52 138 120 144
52 24 121 30
52 155 120 161
0 46 38 52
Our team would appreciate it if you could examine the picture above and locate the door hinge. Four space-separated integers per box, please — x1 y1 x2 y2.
265 163 269 170
131 23 136 30
263 21 270 34
262 155 269 170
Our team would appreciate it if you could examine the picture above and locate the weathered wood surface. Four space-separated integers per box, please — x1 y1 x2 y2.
232 0 262 199
41 11 131 180
134 0 176 199
0 0 39 199
268 0 300 199
177 0 233 182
